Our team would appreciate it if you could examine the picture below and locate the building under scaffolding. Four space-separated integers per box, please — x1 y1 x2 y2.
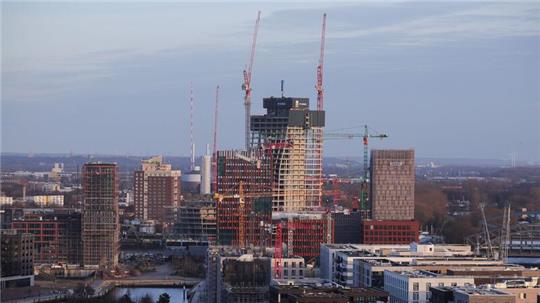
215 149 273 247
81 163 119 269
174 201 216 244
273 211 333 262
206 247 271 303
250 96 325 212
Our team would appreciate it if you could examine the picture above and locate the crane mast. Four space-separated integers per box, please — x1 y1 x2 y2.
212 85 220 193
189 81 195 171
316 13 327 111
242 11 261 150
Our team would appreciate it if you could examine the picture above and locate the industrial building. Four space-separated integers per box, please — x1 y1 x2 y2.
81 163 119 269
1 230 34 288
370 149 415 221
133 156 181 223
250 96 325 212
11 209 82 265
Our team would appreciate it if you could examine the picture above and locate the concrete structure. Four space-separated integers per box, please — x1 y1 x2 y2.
200 154 212 194
11 209 82 265
174 201 217 243
361 219 419 244
82 163 119 269
250 96 325 212
1 230 34 288
370 149 415 220
134 156 181 223
270 256 305 281
431 286 516 303
30 195 64 207
216 149 273 195
384 270 475 303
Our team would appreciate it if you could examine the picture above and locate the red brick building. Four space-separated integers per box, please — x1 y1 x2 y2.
133 156 181 223
370 149 415 220
361 220 419 244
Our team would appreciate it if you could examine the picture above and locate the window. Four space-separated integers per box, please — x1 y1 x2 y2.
413 282 419 291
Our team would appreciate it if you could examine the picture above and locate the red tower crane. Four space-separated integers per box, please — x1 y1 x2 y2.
242 11 261 150
274 223 283 278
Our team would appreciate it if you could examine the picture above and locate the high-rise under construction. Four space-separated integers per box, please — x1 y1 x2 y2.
250 96 325 212
82 163 119 269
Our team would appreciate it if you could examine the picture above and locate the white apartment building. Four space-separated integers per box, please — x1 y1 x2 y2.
384 270 475 303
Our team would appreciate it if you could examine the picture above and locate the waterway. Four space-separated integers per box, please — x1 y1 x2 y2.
110 287 188 303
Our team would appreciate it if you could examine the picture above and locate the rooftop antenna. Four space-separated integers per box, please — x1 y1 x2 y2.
281 80 284 97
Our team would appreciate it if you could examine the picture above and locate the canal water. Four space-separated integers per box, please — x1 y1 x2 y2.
111 287 188 303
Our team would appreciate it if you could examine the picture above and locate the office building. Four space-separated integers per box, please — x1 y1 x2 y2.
82 163 119 269
1 230 34 288
134 156 181 223
250 96 325 212
370 149 415 220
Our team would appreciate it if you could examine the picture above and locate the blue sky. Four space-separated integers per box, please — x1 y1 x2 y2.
2 1 539 162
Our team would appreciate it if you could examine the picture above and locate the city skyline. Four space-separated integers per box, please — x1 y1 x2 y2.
2 2 539 162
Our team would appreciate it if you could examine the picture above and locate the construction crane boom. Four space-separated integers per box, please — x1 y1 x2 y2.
243 11 261 150
479 203 494 259
325 126 388 211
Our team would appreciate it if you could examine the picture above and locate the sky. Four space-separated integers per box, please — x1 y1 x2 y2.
2 1 539 163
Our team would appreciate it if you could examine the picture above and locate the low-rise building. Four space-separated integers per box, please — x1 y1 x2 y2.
430 286 515 303
384 270 475 303
30 195 64 207
270 279 389 303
